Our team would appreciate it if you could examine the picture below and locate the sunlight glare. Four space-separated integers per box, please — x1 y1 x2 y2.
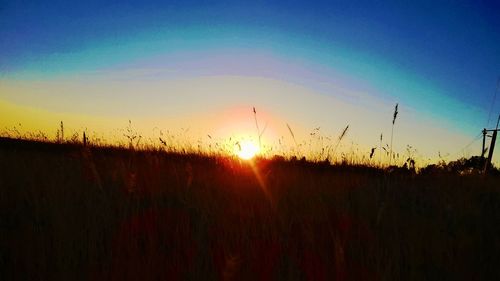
236 140 259 160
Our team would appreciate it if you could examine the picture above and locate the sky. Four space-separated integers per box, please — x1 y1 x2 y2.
1 0 499 163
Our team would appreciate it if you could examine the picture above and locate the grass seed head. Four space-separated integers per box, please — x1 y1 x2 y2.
392 103 399 125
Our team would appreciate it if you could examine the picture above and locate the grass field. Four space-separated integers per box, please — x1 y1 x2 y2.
1 137 500 281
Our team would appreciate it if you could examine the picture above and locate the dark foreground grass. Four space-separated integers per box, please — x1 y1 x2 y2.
1 137 500 281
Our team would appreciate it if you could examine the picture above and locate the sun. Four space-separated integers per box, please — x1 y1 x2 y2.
236 140 260 160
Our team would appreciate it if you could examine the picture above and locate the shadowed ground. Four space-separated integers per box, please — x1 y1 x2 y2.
1 137 499 281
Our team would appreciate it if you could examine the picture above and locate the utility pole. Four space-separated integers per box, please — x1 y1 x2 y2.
481 128 487 158
484 114 500 173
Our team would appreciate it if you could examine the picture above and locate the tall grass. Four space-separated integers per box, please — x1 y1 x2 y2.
253 107 268 150
329 124 349 162
389 103 398 166
1 137 499 281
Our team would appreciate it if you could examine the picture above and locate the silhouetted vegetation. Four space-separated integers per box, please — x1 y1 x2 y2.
1 137 500 281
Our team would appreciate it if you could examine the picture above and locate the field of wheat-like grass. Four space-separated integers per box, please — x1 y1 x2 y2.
1 137 500 281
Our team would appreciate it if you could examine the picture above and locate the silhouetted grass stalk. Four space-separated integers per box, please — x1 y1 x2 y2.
379 133 383 166
253 107 267 151
330 124 349 162
286 123 298 155
389 103 398 166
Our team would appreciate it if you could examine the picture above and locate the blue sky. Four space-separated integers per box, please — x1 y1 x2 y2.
1 0 500 160
2 1 499 106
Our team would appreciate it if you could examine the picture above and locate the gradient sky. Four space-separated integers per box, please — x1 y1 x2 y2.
1 0 499 163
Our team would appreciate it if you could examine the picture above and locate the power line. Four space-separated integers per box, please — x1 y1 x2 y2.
462 132 483 151
450 132 483 158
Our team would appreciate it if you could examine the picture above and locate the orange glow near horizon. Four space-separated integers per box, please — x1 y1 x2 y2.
1 75 496 166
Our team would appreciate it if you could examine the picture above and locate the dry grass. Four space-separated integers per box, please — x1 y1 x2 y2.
1 137 500 281
389 103 398 166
